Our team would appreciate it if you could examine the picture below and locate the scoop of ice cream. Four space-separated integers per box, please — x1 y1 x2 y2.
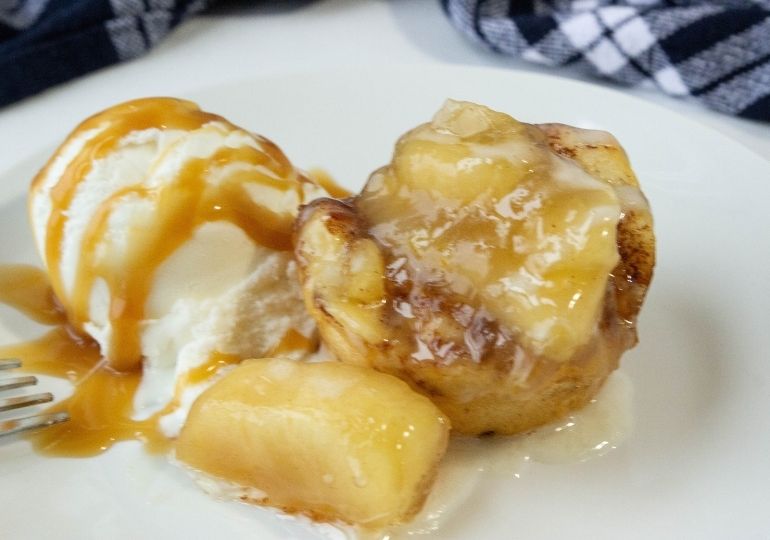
29 97 326 410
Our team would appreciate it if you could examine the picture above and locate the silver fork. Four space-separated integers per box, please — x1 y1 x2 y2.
0 358 69 437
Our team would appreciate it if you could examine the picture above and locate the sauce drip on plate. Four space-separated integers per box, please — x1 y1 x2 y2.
0 264 314 457
0 266 166 455
4 328 170 456
307 168 353 198
0 265 66 325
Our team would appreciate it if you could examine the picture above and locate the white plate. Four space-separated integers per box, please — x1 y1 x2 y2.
1 66 769 539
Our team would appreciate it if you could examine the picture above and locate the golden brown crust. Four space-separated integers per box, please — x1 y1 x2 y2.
295 115 655 436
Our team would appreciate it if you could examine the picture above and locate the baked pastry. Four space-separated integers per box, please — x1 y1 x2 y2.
294 100 654 435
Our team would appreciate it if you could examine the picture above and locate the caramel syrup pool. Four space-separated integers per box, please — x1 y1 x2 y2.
0 264 170 456
0 264 313 457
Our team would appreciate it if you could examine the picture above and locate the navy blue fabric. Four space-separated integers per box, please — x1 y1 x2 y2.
1 2 114 106
0 0 206 107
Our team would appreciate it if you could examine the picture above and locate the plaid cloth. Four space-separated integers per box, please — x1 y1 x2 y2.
443 0 770 121
0 0 207 107
3 1 769 121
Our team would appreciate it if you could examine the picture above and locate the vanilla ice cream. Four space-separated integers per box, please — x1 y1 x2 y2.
29 97 326 414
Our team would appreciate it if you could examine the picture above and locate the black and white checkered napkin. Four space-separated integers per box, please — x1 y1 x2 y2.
2 1 768 121
443 0 770 121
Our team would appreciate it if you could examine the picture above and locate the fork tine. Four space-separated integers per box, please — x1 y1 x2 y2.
0 375 37 392
0 359 21 370
0 411 70 437
0 392 54 413
0 360 69 436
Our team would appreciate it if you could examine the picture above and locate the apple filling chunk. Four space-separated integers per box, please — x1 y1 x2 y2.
176 358 450 528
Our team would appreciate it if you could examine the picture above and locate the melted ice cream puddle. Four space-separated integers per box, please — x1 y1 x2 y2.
178 372 632 539
384 372 632 538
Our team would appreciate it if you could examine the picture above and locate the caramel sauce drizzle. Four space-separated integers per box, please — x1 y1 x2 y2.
0 264 66 325
32 98 307 371
11 333 170 457
34 99 214 324
183 351 242 387
307 168 352 198
268 327 316 357
182 330 316 388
